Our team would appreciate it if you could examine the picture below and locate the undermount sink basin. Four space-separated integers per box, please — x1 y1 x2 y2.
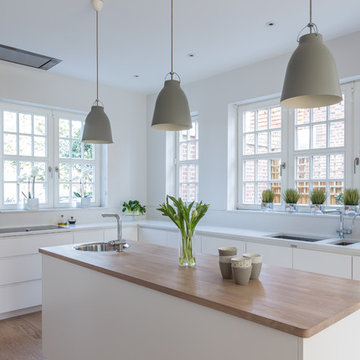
0 225 65 234
330 240 360 247
74 242 130 252
267 233 327 242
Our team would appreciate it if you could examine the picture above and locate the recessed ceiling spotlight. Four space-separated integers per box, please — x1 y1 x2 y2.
133 74 140 78
265 21 275 27
187 53 195 58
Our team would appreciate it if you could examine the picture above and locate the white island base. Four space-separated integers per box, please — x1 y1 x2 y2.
42 255 360 360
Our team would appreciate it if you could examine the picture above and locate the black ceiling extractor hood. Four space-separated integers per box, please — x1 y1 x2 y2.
0 44 62 70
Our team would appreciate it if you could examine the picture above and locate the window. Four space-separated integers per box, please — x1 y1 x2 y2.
55 114 99 206
294 99 345 205
0 102 102 209
176 114 199 202
239 102 283 206
236 83 354 210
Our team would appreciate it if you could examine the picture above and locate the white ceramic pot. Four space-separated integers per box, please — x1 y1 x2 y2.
26 198 39 210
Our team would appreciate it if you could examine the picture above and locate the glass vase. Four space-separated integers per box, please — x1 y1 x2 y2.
178 232 196 267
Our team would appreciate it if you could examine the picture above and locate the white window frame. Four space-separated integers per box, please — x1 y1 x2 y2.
236 82 355 211
237 99 289 209
53 111 101 208
0 101 102 209
175 113 199 202
287 84 352 207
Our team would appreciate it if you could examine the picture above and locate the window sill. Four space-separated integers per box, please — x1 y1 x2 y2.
0 206 107 214
231 208 344 219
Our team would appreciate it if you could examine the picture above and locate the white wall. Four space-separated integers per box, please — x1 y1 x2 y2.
0 61 147 227
146 30 360 237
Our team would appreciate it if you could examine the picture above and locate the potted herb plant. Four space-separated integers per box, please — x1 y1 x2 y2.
157 196 209 267
283 189 300 212
261 190 275 211
310 189 326 213
122 200 146 216
343 189 359 213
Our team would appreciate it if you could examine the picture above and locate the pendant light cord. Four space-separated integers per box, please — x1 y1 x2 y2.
309 0 313 33
96 10 99 105
170 0 174 80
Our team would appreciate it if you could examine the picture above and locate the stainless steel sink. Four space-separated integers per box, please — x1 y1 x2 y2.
74 242 130 252
267 233 327 242
0 225 65 234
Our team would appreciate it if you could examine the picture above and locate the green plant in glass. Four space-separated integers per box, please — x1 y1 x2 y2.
157 196 210 267
122 200 146 215
343 189 360 206
262 190 275 203
283 189 300 204
310 190 326 205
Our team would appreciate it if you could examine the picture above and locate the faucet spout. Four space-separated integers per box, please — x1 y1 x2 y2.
102 213 122 242
322 208 358 240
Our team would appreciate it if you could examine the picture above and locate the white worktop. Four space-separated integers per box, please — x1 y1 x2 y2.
137 219 360 256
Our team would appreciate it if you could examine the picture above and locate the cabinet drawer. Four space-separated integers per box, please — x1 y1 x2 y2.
202 235 245 256
0 232 73 258
293 248 352 279
73 230 104 244
138 228 167 246
246 242 292 268
0 254 41 286
0 280 42 313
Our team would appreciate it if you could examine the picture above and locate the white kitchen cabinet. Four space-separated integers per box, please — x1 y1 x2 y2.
293 248 352 279
201 235 245 256
246 242 292 269
123 226 138 242
166 230 178 248
138 228 168 246
0 231 73 317
166 230 202 253
0 232 72 257
0 280 42 314
353 256 360 280
0 254 42 286
73 229 104 244
103 228 118 242
103 226 137 242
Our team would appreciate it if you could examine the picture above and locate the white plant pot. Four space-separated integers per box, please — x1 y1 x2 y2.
78 197 91 208
26 198 39 210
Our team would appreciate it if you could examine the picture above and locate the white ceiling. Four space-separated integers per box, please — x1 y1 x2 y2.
1 0 360 94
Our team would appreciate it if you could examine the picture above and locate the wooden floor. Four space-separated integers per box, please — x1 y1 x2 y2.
0 312 46 360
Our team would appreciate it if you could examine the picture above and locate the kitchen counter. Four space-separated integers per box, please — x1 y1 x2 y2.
40 241 360 360
137 219 360 256
0 221 136 238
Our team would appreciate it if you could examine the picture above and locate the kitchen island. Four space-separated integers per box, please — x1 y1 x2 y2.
40 241 360 360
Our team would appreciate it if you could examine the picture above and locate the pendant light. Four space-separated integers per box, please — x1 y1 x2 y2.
82 0 113 144
151 0 192 131
280 0 342 109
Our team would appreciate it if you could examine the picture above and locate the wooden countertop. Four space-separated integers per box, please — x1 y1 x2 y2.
39 241 360 338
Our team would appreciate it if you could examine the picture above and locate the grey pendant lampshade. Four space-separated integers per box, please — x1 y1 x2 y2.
151 0 192 131
152 79 192 131
82 105 113 144
81 0 113 144
281 33 342 108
